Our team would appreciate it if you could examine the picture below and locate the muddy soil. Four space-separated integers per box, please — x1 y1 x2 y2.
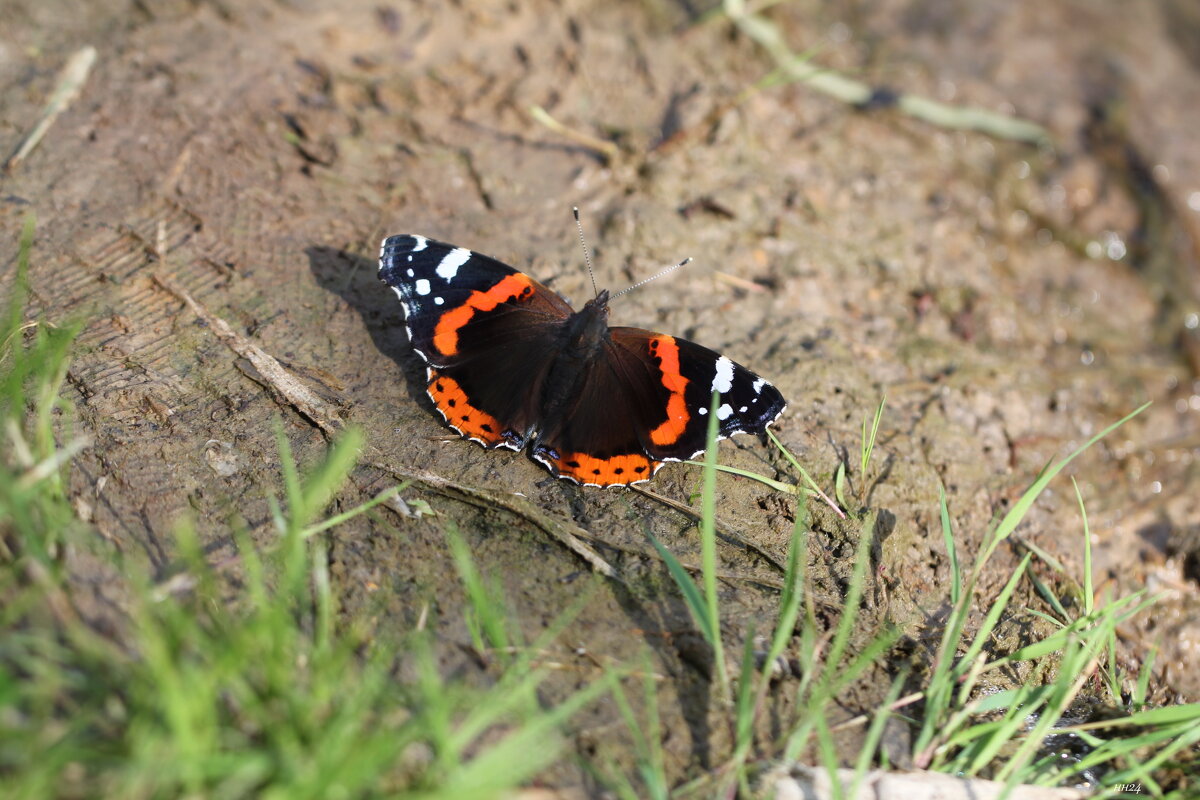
3 0 1200 789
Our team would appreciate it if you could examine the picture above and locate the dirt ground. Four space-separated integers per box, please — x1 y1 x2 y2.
4 0 1200 789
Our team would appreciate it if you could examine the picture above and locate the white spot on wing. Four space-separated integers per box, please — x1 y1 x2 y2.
717 403 734 420
415 278 431 295
712 357 734 394
437 247 471 281
752 377 766 394
406 268 414 276
411 235 428 252
434 297 444 305
698 406 708 416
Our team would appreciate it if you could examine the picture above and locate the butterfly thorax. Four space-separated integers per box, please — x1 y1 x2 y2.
562 290 611 353
534 290 612 439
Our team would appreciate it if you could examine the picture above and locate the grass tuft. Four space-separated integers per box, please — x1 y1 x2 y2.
0 221 606 798
646 390 1193 796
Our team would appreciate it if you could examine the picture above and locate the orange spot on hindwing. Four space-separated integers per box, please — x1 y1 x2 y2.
536 447 662 487
647 335 690 446
433 273 535 356
426 369 509 446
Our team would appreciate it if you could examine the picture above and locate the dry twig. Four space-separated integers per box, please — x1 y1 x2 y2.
151 272 618 577
6 46 97 172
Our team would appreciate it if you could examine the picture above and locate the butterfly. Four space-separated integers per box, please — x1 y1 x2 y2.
378 230 786 487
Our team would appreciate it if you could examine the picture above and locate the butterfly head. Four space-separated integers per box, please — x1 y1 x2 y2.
584 288 611 312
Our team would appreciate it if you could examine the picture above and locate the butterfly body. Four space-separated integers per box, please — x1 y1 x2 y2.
379 234 786 487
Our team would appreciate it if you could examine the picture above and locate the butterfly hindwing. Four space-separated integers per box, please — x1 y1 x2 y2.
532 328 786 485
529 333 669 486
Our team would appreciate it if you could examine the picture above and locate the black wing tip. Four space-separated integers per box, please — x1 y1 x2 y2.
764 393 787 425
379 234 404 257
700 391 786 449
379 234 435 258
378 234 425 283
381 233 418 246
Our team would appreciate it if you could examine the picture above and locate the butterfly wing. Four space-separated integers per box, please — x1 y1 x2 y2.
532 328 786 486
379 235 574 448
529 335 668 486
621 329 788 460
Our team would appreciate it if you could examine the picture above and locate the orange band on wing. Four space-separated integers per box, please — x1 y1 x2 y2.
432 273 535 356
540 449 662 487
427 369 508 446
647 335 691 446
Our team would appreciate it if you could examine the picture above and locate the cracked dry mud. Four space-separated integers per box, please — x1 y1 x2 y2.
3 0 1200 788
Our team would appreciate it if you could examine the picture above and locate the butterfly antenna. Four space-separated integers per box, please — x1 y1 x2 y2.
611 257 694 299
573 207 600 297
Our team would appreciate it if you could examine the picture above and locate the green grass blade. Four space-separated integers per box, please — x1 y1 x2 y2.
643 529 716 645
822 511 876 673
683 460 799 494
813 714 845 800
733 624 759 758
766 428 845 518
767 502 808 661
834 460 848 511
939 484 960 608
296 426 365 528
442 675 612 795
608 655 668 800
955 553 1031 672
699 392 729 699
300 482 408 538
2 215 36 352
1072 477 1094 616
445 523 511 653
988 402 1150 550
860 394 886 480
849 669 906 798
273 419 303 529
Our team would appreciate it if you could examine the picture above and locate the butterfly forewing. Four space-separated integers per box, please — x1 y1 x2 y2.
379 234 571 446
607 328 787 460
379 235 572 367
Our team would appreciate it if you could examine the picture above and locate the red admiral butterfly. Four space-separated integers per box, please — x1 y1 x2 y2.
378 230 786 487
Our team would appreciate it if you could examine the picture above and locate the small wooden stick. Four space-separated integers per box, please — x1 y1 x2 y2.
6 46 97 172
